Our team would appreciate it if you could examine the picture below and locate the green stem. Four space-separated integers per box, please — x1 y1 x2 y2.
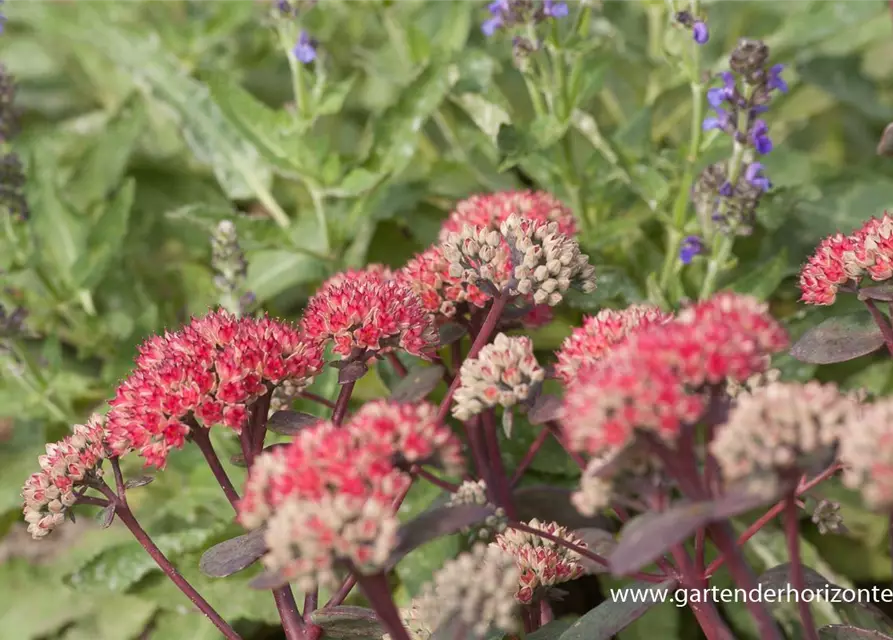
658 1 706 294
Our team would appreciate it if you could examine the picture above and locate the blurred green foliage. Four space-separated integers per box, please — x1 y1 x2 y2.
1 1 892 638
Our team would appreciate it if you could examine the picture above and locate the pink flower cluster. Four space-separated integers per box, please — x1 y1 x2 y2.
554 305 672 384
799 213 893 305
238 400 464 587
22 415 107 538
399 191 578 324
438 190 577 243
106 311 324 468
493 520 586 604
562 293 789 456
301 268 438 358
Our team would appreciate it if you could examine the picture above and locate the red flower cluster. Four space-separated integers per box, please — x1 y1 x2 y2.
398 246 492 318
22 415 107 538
799 213 893 305
239 400 463 527
301 269 437 358
493 520 587 605
554 305 672 384
562 293 788 456
438 190 577 243
106 311 324 468
238 400 463 587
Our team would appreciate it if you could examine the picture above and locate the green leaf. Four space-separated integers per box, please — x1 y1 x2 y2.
26 147 87 285
528 619 579 640
207 71 324 181
731 249 792 300
310 606 386 640
148 610 224 640
70 178 135 291
0 419 47 517
57 593 156 640
66 99 147 212
367 61 458 177
245 250 328 304
65 513 229 591
135 550 282 623
43 7 275 203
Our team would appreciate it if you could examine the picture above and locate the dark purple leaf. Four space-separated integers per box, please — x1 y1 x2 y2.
514 486 616 532
789 313 885 364
437 322 468 346
557 579 678 640
389 365 445 403
96 504 115 529
267 410 320 436
249 568 289 590
124 475 154 489
527 619 577 640
200 528 267 578
309 606 384 639
819 626 893 639
609 491 771 575
878 122 893 157
528 394 563 425
389 504 496 564
858 285 893 302
339 361 368 384
760 564 893 631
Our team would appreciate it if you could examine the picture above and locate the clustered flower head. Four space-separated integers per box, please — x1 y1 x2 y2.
710 382 855 497
562 293 788 457
572 445 661 516
554 304 672 384
442 215 595 309
799 213 893 305
106 311 324 468
22 415 107 539
481 0 568 38
447 479 507 539
811 499 845 536
502 214 596 306
238 401 463 588
415 544 520 638
493 519 586 604
452 333 544 420
398 246 490 318
838 398 893 510
438 191 577 244
301 268 437 358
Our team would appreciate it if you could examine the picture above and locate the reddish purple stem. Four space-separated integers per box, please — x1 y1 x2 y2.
94 482 241 640
191 427 242 508
354 572 412 640
784 494 819 640
863 299 893 357
511 427 550 486
481 409 517 519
